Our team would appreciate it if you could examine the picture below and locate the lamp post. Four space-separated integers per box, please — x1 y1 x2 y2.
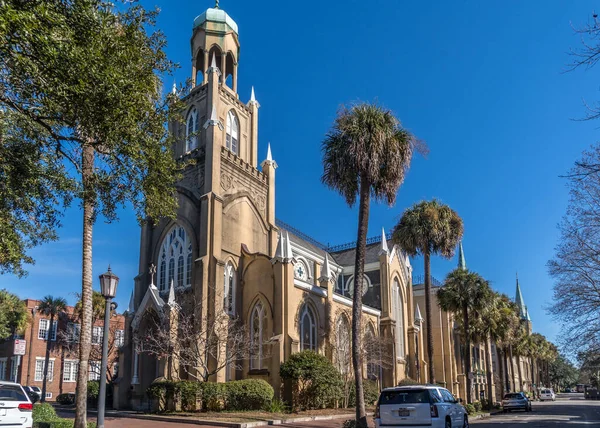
97 266 119 428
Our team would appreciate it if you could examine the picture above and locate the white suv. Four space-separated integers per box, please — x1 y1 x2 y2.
539 388 556 401
375 385 468 428
0 381 33 427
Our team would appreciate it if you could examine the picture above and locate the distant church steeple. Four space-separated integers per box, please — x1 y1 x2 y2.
457 242 467 270
515 273 527 320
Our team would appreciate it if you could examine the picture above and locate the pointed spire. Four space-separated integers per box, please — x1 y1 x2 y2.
208 52 221 75
525 306 531 322
319 254 332 282
266 143 272 161
458 242 466 270
172 82 176 95
415 304 424 324
285 231 294 260
515 273 527 319
203 106 223 129
261 143 277 170
272 231 296 264
248 86 260 108
215 0 219 9
167 280 177 307
379 227 389 256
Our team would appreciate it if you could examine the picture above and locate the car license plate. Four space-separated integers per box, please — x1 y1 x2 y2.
398 408 410 417
0 409 6 416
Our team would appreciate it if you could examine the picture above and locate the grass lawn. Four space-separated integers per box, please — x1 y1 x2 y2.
148 408 361 423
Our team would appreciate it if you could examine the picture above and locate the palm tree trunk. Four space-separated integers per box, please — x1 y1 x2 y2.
424 252 435 385
485 339 493 409
463 303 472 404
75 144 94 428
41 312 54 403
517 355 523 392
352 175 370 428
497 346 504 398
503 347 511 392
509 346 516 392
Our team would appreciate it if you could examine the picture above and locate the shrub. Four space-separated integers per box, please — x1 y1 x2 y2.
33 403 57 421
267 398 289 413
280 351 343 410
146 380 176 412
464 403 476 415
87 381 100 400
473 400 482 412
398 377 420 386
199 381 226 412
33 403 96 427
349 380 380 407
56 393 76 405
175 381 202 411
224 379 274 411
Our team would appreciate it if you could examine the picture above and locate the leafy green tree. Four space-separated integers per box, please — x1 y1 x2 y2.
0 289 28 338
393 200 463 384
321 103 418 426
438 268 489 403
1 2 181 426
38 296 67 402
549 354 578 391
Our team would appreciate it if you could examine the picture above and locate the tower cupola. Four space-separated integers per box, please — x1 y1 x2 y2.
191 2 240 91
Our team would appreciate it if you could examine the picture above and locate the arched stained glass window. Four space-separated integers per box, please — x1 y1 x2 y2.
186 108 198 152
250 302 266 369
225 110 239 155
224 263 236 315
393 278 405 358
157 225 193 291
300 305 317 351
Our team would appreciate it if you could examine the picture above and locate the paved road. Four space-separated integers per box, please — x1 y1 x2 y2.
472 393 600 427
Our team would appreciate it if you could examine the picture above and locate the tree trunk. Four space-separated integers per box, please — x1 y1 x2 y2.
75 144 94 428
352 175 370 428
497 346 505 398
484 338 493 409
509 346 516 392
517 355 523 392
424 252 435 385
41 312 54 403
503 347 511 392
463 303 472 404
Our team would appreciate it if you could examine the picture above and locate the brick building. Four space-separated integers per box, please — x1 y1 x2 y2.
0 298 125 401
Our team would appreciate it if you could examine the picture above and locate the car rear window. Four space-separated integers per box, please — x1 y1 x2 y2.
542 389 551 394
0 384 27 401
503 393 523 399
380 390 431 405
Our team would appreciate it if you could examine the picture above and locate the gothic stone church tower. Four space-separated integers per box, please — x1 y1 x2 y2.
117 3 418 409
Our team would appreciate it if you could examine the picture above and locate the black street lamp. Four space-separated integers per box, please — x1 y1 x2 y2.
97 266 119 428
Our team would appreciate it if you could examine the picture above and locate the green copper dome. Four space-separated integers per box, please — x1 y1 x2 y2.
193 7 238 35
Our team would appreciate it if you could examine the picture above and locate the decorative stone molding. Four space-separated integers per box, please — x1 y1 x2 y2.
220 170 267 216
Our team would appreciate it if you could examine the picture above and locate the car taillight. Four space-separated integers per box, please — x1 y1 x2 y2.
430 404 439 417
18 403 32 411
374 404 380 418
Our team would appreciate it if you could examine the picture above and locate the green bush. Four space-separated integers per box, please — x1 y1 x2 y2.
473 400 482 412
267 398 289 413
33 421 97 428
175 381 202 411
199 382 226 411
56 393 75 405
224 379 274 411
33 402 96 427
146 380 176 412
33 403 57 421
398 377 420 386
464 403 476 415
87 381 100 400
349 380 380 407
280 350 343 410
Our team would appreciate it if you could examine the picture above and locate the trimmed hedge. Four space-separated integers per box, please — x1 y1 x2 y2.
146 379 274 412
56 393 75 405
349 380 380 407
33 402 96 428
280 351 343 411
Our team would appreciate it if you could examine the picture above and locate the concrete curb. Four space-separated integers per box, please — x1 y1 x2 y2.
56 407 359 427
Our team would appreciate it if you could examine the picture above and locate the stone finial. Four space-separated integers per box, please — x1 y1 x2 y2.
261 143 277 170
319 255 333 282
149 263 157 289
167 280 177 308
208 52 221 75
203 106 223 130
415 303 424 324
248 86 260 108
379 227 389 256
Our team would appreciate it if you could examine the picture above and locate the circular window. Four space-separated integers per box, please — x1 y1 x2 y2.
294 260 308 281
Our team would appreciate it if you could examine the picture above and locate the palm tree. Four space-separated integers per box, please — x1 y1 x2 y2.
513 328 530 392
438 268 489 403
74 290 106 324
322 103 418 427
38 296 67 402
393 200 463 384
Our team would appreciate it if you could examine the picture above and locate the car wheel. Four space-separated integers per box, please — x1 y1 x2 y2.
445 418 452 428
463 416 469 428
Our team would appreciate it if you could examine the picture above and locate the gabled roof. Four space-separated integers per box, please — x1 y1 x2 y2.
131 284 165 330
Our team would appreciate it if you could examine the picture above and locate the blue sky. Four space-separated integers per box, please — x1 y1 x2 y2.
2 0 599 346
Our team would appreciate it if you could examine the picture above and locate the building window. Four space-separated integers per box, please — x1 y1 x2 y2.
299 304 317 351
67 323 81 343
294 260 309 281
38 319 57 341
393 278 405 358
92 326 103 345
250 302 267 370
365 326 379 380
34 359 54 382
0 358 6 381
346 274 371 297
335 317 350 374
45 392 52 400
89 361 101 381
9 357 18 382
186 108 198 151
63 360 78 382
115 329 125 347
157 225 193 292
224 262 236 315
225 110 239 155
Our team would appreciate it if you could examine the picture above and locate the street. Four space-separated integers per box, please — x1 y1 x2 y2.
472 393 600 427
